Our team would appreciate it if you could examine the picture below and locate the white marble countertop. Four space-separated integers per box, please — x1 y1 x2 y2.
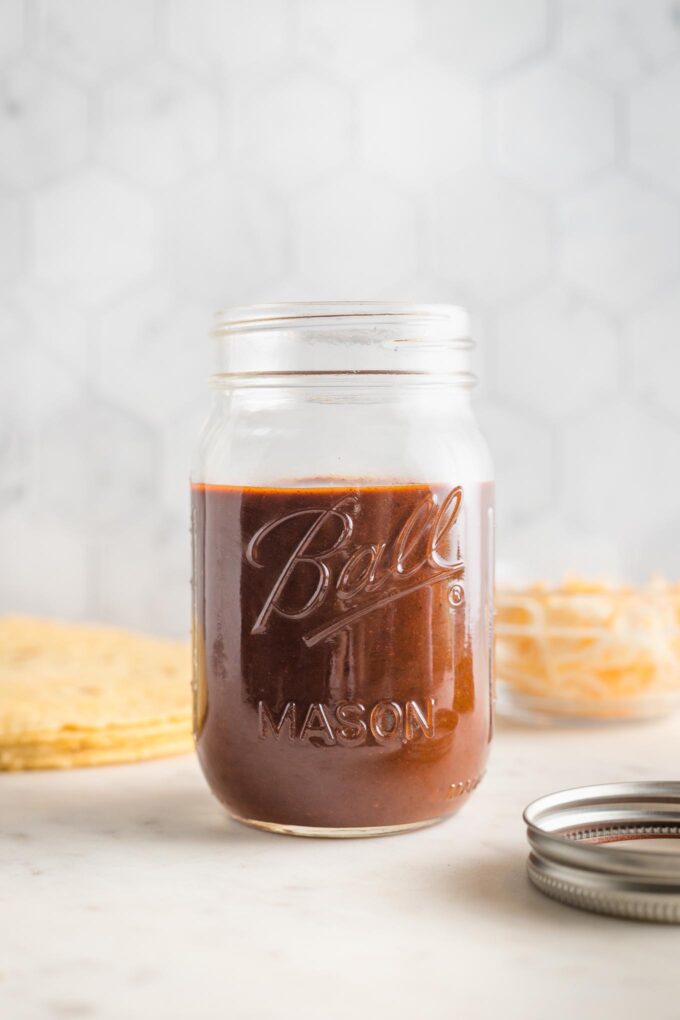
2 715 680 1020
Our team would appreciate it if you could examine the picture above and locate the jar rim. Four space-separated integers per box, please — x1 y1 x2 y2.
213 301 471 342
209 369 476 389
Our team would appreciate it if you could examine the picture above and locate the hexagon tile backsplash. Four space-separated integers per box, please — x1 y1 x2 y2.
2 0 680 636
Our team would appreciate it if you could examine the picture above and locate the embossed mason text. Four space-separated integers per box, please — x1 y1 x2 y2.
258 698 436 746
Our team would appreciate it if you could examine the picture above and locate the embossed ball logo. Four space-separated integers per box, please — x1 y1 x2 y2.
246 486 465 646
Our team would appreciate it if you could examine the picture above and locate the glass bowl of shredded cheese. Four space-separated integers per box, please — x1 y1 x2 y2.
495 579 680 721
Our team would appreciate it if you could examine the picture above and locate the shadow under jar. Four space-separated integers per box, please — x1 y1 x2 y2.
191 303 494 837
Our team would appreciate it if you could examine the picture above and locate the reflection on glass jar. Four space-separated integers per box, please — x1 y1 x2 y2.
191 303 494 836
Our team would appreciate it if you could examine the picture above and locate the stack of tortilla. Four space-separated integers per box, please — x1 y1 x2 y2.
0 616 194 770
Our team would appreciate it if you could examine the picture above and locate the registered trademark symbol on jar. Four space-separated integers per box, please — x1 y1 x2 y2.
448 583 464 607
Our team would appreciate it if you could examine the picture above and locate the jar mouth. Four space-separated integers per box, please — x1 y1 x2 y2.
211 301 474 378
213 301 471 344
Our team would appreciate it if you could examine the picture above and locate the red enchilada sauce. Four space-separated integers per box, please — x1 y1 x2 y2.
191 480 493 832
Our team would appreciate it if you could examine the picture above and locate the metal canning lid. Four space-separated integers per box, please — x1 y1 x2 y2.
524 782 680 923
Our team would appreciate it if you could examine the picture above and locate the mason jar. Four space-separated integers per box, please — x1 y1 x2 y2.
191 303 494 837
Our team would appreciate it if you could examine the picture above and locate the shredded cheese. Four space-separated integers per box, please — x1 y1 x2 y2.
495 578 680 717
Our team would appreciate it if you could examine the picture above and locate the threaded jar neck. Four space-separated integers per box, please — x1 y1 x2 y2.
211 302 475 384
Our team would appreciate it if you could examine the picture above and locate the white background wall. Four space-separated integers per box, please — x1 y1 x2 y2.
2 0 680 636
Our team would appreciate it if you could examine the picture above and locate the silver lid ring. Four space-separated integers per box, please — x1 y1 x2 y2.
524 782 680 923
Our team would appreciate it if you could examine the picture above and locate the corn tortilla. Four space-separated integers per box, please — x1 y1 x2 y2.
0 616 193 769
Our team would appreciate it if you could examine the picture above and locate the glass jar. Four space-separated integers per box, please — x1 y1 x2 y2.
190 303 494 837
